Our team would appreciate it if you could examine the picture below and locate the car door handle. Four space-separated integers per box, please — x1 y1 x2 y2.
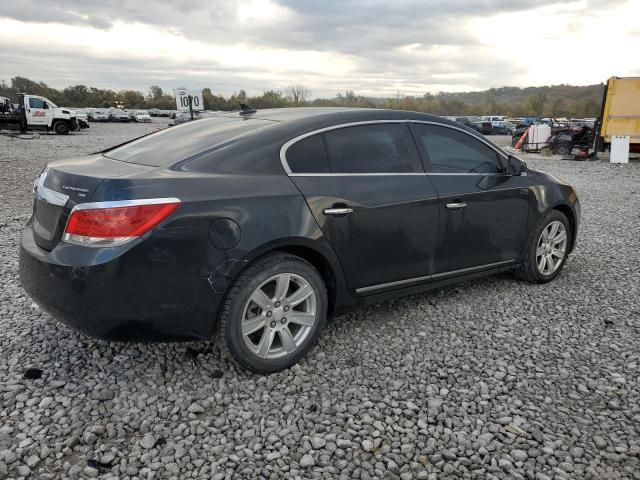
446 202 467 210
323 207 353 216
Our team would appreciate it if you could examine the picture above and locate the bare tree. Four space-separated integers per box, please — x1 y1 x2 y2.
285 85 310 104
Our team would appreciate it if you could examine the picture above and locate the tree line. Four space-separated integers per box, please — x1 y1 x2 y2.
0 76 604 118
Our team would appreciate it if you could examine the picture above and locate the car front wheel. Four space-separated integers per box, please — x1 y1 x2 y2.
53 121 69 135
217 252 327 373
517 210 572 283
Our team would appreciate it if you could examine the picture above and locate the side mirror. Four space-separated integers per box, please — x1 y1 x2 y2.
508 155 527 175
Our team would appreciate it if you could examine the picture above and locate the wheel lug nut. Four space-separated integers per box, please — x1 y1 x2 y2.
266 311 273 317
275 301 281 307
270 321 276 328
281 318 287 324
284 306 289 312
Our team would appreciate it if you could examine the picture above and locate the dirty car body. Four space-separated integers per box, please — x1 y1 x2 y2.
20 108 580 342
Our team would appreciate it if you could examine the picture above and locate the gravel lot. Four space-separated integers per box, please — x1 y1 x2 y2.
1 123 639 480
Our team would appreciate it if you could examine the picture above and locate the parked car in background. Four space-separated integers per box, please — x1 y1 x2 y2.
74 111 90 130
148 108 161 117
89 110 110 122
482 115 507 126
108 109 131 122
170 111 216 125
469 116 493 134
20 107 580 373
444 116 478 131
491 120 516 135
133 110 152 123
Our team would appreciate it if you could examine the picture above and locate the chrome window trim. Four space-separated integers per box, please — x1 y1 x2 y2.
279 119 508 176
355 259 516 294
289 172 426 177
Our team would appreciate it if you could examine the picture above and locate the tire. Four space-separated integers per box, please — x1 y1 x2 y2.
53 121 69 135
517 210 572 284
553 141 572 156
217 252 328 374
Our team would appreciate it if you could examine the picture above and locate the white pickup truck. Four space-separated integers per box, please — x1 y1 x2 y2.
0 93 78 134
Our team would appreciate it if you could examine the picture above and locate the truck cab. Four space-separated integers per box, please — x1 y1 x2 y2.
0 94 78 134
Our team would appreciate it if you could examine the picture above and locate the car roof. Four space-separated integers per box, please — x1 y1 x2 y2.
212 107 464 132
214 106 449 124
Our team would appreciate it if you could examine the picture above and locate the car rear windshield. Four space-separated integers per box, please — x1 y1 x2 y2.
104 117 271 166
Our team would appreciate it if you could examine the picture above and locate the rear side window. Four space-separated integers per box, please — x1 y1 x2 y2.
286 134 330 173
105 117 271 166
412 124 503 174
324 124 422 173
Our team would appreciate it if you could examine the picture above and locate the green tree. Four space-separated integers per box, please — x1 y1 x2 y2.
285 85 310 104
148 85 164 99
62 85 91 106
523 93 548 116
202 88 228 110
118 90 146 109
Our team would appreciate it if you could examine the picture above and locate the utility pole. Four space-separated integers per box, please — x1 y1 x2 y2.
188 95 194 121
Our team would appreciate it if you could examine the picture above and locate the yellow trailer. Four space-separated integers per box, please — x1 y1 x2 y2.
596 77 640 153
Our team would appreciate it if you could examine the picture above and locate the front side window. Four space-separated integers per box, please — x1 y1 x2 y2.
29 98 45 109
286 134 330 173
412 124 503 174
324 123 422 173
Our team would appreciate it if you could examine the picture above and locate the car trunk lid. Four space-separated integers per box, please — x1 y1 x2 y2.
32 155 155 250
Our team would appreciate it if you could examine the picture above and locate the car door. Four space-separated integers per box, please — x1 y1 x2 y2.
284 122 439 294
27 97 49 126
409 122 530 275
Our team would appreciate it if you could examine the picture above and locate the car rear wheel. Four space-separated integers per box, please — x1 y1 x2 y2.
217 252 327 374
517 210 572 283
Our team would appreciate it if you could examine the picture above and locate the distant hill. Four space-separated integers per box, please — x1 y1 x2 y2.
0 76 605 118
314 84 605 118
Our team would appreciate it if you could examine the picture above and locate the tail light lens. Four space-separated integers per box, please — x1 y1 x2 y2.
63 198 181 247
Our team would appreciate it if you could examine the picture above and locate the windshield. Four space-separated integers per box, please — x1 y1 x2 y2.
104 116 273 166
137 111 149 115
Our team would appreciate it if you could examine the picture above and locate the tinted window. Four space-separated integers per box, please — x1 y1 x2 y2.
324 124 422 173
413 124 503 174
29 98 45 109
286 134 330 173
105 117 271 166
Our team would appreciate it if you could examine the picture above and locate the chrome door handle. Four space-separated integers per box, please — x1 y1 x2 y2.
323 207 353 216
446 202 467 210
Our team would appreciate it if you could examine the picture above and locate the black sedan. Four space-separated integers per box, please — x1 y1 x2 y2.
20 108 580 373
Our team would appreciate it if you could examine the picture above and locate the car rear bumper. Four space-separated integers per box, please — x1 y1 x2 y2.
19 223 219 342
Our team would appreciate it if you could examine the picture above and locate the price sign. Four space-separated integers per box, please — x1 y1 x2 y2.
174 89 204 111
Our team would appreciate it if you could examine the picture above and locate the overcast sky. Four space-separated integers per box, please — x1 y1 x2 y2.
0 0 638 98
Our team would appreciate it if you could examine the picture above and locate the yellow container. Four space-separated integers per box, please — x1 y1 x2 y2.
600 77 640 145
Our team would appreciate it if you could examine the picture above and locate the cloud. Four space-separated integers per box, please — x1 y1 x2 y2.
0 0 638 97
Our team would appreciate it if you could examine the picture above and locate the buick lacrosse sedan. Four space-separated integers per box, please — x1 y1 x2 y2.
20 108 579 373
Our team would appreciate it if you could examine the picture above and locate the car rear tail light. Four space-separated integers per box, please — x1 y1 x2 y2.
63 198 181 247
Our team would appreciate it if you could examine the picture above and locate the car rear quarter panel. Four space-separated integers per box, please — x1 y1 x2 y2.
88 170 347 338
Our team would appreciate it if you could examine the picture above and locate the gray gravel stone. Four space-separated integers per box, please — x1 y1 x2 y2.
300 453 315 467
311 437 326 449
511 449 528 463
139 433 156 450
